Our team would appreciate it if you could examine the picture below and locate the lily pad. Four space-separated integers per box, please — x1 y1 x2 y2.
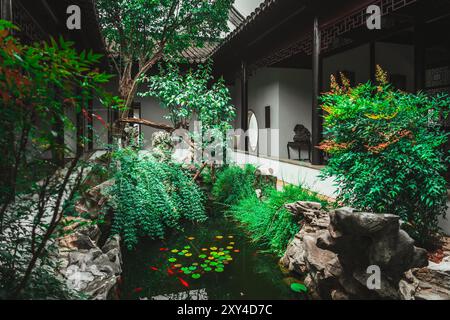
188 266 197 271
290 283 308 293
171 249 179 253
199 254 207 259
214 268 224 273
185 253 192 257
204 267 212 272
187 237 195 241
216 236 224 239
184 246 191 250
192 274 201 279
168 258 177 263
210 247 218 251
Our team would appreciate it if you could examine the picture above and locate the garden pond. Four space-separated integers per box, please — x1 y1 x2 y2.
119 211 307 300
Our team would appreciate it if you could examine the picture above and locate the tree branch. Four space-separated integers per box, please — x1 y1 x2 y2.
119 118 175 132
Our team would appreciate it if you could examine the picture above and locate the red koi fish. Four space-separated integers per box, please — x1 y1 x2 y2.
159 247 169 252
178 277 190 288
150 266 159 271
167 268 175 276
134 287 143 294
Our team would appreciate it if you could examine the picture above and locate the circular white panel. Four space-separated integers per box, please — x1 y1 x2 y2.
248 111 258 152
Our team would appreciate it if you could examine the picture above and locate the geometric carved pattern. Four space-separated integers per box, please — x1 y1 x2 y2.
250 0 417 72
426 66 450 89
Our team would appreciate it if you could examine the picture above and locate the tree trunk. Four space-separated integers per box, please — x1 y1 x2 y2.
113 49 165 146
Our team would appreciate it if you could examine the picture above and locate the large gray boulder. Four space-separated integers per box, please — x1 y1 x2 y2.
281 202 429 300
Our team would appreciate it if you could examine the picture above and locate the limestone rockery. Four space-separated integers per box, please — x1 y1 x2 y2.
56 217 122 300
56 178 122 300
281 202 450 300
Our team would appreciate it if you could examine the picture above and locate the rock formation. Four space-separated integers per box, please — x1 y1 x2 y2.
399 237 450 300
281 202 429 300
56 217 122 300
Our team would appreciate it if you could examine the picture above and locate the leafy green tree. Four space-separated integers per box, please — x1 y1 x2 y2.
139 62 235 164
320 66 450 243
0 20 119 298
95 0 233 125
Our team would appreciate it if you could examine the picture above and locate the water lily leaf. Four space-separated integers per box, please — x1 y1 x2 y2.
214 268 224 273
168 258 177 263
290 283 308 293
192 274 201 279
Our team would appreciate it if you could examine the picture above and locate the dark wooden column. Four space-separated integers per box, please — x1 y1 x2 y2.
311 17 323 165
241 60 249 152
87 96 94 152
0 0 13 21
370 42 376 83
414 19 426 92
76 111 84 157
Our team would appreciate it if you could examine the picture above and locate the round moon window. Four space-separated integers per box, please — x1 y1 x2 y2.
248 111 259 152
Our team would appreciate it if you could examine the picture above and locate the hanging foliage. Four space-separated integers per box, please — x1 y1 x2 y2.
107 148 206 249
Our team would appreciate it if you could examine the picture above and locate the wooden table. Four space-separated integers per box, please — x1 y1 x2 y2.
287 141 311 162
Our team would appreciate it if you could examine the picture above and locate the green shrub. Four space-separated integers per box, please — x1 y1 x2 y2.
108 148 206 249
227 185 327 256
320 67 450 243
212 165 258 206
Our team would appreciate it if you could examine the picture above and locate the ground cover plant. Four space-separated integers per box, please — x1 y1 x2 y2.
212 165 327 256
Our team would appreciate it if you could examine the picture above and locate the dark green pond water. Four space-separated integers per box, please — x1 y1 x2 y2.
119 212 304 300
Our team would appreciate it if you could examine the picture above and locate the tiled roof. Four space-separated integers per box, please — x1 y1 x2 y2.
182 2 271 64
207 0 278 59
181 43 219 64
